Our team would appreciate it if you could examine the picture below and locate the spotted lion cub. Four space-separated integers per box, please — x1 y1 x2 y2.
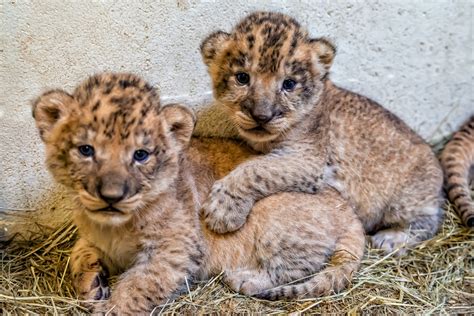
200 11 444 254
33 73 364 313
440 116 474 228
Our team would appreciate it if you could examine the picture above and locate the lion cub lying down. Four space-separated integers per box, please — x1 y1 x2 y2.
33 73 364 314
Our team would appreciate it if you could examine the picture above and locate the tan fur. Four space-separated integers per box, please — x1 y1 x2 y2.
33 73 365 313
440 116 474 227
200 11 444 255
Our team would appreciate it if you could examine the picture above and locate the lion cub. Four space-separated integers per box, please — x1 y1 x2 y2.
200 11 444 254
33 73 364 313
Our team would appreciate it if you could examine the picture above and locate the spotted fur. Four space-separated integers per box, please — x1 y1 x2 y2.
440 116 474 227
33 73 365 312
200 11 444 254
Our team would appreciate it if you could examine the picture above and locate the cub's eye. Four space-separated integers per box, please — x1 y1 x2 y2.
282 79 297 91
133 149 149 162
78 145 94 157
235 72 250 85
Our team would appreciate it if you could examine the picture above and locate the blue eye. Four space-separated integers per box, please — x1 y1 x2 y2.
282 79 297 91
235 72 250 85
78 145 94 157
133 149 149 162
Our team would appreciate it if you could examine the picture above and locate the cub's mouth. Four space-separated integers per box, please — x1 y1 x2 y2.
244 124 278 137
249 125 268 133
89 206 124 214
237 122 281 143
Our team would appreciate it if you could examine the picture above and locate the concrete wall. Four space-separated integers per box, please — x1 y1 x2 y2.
0 0 472 233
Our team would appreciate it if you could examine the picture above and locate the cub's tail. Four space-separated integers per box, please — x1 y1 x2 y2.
440 116 474 228
255 220 365 300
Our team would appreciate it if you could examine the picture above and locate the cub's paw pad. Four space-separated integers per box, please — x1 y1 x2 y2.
77 270 110 301
371 229 409 255
201 183 252 233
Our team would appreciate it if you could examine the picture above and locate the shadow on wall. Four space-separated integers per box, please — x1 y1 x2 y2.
193 101 240 139
0 188 74 241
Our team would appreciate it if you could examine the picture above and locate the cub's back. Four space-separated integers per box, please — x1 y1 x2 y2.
323 83 443 225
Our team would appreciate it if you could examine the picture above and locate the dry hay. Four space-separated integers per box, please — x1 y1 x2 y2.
1 201 472 315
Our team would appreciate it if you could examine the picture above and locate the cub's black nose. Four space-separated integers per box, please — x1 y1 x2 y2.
99 192 125 205
250 112 273 125
98 180 128 205
250 109 274 124
242 101 280 125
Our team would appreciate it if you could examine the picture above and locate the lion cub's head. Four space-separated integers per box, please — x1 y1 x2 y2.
201 11 335 143
33 73 194 225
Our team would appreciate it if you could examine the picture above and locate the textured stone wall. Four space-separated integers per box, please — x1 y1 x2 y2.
0 0 472 233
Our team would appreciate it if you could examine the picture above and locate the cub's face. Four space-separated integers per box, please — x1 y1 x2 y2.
201 12 335 143
33 73 194 226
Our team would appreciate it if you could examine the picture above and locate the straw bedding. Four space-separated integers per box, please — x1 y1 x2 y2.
1 200 472 315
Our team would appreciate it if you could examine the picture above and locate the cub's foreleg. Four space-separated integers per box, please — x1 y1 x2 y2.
202 149 327 233
70 238 110 301
93 234 204 315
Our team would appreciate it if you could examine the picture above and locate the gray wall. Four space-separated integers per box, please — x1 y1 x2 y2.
0 0 472 232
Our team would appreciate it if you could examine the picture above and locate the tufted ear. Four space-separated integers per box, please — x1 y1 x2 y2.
160 104 196 147
32 89 75 142
309 37 336 73
200 31 231 66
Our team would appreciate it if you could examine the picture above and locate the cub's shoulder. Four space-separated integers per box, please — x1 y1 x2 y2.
325 82 425 145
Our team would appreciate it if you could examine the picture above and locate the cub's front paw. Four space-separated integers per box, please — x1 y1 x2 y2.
73 260 110 300
371 229 410 256
93 282 150 315
201 181 253 233
73 265 110 301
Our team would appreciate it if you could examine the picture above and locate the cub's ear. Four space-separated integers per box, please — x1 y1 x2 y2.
32 89 75 142
309 37 336 73
200 31 231 66
160 104 196 147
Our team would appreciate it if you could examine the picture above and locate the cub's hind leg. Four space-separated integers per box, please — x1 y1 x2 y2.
221 192 336 297
224 232 335 297
254 203 365 300
70 238 110 301
372 158 444 254
226 223 365 300
223 233 333 297
223 190 365 300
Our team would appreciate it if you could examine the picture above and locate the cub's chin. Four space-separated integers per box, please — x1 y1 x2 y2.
84 208 133 226
238 126 280 143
